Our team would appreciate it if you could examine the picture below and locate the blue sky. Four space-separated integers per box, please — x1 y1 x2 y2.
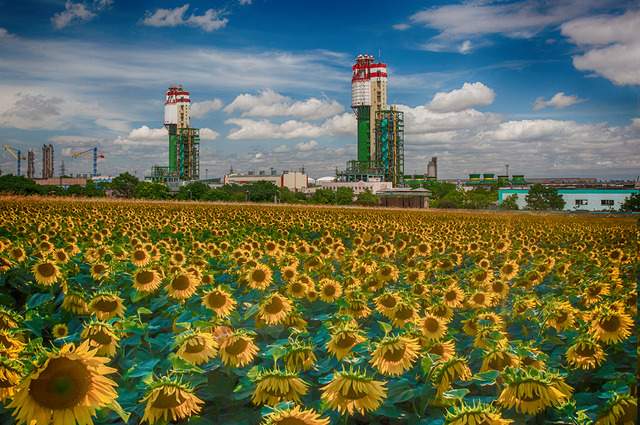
0 0 638 179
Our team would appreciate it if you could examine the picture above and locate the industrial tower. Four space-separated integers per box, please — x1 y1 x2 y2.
42 144 54 179
27 150 35 179
152 85 200 181
339 54 404 186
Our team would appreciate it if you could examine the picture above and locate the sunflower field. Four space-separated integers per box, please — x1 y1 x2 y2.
0 197 637 425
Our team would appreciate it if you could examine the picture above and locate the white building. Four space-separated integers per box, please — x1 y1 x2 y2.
498 188 638 211
315 180 393 195
224 170 308 191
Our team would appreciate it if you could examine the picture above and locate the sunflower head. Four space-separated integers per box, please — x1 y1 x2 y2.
89 291 125 320
259 293 293 325
80 321 119 357
321 367 387 416
141 376 203 424
0 357 22 401
218 329 259 367
32 260 61 286
589 305 633 344
261 405 330 425
8 341 118 425
0 307 22 331
370 334 421 376
175 330 218 365
283 339 317 372
595 392 637 425
52 323 69 339
445 401 513 425
250 367 309 406
498 367 572 415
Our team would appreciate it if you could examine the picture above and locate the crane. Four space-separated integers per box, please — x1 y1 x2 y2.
71 147 104 177
3 144 26 176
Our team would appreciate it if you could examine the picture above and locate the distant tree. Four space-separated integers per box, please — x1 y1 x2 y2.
433 189 464 209
134 182 170 200
335 187 354 205
500 194 519 210
620 193 640 212
66 185 85 196
0 175 42 195
83 180 105 197
177 181 210 200
279 187 306 204
424 181 457 200
311 188 335 204
111 172 139 198
525 184 565 210
464 188 497 209
246 181 279 202
39 185 64 196
355 189 379 206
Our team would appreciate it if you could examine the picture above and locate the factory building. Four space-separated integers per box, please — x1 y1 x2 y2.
42 144 54 179
151 85 200 182
426 157 438 179
314 180 392 195
498 188 639 211
223 170 308 191
27 150 35 179
338 54 405 186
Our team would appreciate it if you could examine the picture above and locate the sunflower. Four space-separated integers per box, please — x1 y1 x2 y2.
0 330 25 357
52 323 69 339
261 405 330 425
545 301 576 332
8 341 118 425
321 368 387 416
498 367 572 415
167 271 200 300
283 340 317 372
251 367 309 406
286 279 308 298
424 339 456 361
89 292 125 320
81 322 119 357
259 293 293 325
445 401 513 425
218 330 259 367
467 291 494 309
32 260 61 286
175 331 218 365
246 263 273 290
319 279 342 302
202 287 236 317
141 377 203 424
375 292 400 318
589 306 633 344
62 292 90 315
392 302 418 327
0 307 21 330
443 284 464 308
280 265 298 282
582 281 610 306
431 356 472 396
499 261 519 280
133 269 161 293
0 358 21 401
327 324 365 360
565 336 605 370
89 263 109 281
370 334 421 376
481 346 520 372
130 248 150 267
595 392 637 425
421 314 448 341
9 246 27 263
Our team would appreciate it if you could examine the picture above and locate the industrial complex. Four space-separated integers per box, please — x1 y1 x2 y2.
1 53 638 210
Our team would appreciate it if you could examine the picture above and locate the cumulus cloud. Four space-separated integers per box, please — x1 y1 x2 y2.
49 135 102 145
239 0 252 5
114 125 217 146
199 128 219 140
533 92 585 111
224 89 343 120
632 118 640 129
393 23 410 30
561 10 640 86
142 4 228 32
225 112 355 140
191 99 224 118
0 93 63 129
296 140 318 152
428 82 495 112
52 1 95 29
409 1 615 54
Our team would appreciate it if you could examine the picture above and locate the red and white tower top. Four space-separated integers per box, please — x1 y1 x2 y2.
164 85 191 128
351 54 387 108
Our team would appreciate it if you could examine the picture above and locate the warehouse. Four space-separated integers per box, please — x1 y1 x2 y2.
498 188 638 211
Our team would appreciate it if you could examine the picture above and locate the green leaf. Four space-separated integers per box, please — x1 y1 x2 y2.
105 401 130 423
442 388 469 400
471 370 499 386
377 321 392 335
27 292 54 309
137 307 153 315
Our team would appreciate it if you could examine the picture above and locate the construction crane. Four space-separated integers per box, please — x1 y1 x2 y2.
3 144 26 176
71 147 104 177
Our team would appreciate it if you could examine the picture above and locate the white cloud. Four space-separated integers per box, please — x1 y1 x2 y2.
142 4 228 32
49 135 102 145
409 1 615 54
191 99 224 118
428 82 495 112
458 40 473 54
225 112 355 140
128 125 167 141
561 10 640 86
0 28 13 39
239 0 252 5
199 128 219 140
393 23 410 30
52 1 96 29
224 89 343 120
533 92 585 110
296 140 318 152
398 105 501 134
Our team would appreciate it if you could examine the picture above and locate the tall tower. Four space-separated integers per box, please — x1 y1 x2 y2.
42 144 54 179
427 157 438 179
351 54 387 163
27 150 35 179
161 85 199 180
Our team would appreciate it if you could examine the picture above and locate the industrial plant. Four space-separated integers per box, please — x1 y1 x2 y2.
337 54 405 186
151 85 201 183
